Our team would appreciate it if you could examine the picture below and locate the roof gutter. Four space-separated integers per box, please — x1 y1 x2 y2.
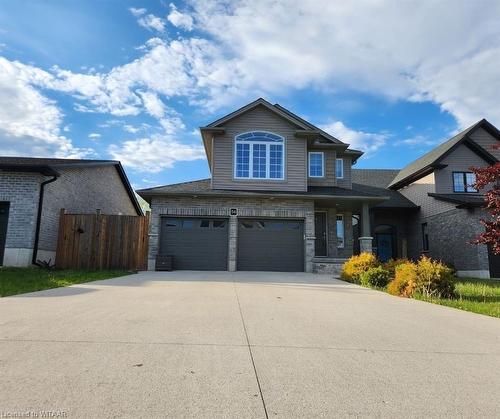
32 173 60 266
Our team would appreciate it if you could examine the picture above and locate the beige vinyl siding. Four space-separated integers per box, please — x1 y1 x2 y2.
211 105 307 191
336 157 352 189
434 143 489 194
468 127 500 160
307 149 336 187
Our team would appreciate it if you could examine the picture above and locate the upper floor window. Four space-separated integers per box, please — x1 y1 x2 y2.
336 158 344 179
234 131 284 180
453 172 477 193
308 152 324 177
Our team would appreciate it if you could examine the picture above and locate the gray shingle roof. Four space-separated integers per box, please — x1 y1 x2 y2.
138 168 418 209
350 169 418 209
137 178 385 200
388 119 499 189
137 177 424 213
352 183 418 209
352 169 400 188
0 156 118 167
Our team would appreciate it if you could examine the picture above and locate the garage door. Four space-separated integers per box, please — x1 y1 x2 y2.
160 217 228 270
237 219 304 272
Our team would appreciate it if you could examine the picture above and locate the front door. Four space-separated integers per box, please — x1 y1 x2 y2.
0 202 9 266
314 212 327 257
376 233 393 262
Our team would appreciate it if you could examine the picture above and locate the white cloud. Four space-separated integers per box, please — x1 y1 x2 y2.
129 7 147 17
129 7 166 33
410 47 500 128
137 90 166 118
320 121 388 155
167 3 194 31
395 135 436 147
123 124 140 134
0 57 92 158
88 132 101 140
183 0 500 126
3 0 500 165
108 135 205 173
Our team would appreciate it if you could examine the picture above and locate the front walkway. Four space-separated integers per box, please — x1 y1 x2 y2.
0 271 499 418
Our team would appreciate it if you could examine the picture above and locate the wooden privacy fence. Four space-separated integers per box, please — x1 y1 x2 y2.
55 209 150 270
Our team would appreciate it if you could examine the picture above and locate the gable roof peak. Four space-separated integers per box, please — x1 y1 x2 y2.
388 118 500 189
203 97 345 145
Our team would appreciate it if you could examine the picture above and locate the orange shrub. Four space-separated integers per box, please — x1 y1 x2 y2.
387 261 417 297
415 256 455 298
383 258 410 281
341 253 379 284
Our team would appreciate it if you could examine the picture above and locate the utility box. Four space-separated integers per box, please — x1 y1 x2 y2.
156 255 173 271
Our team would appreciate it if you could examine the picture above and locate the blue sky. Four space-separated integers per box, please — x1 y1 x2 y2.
1 0 499 189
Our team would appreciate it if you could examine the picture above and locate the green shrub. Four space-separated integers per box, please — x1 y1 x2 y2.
387 261 417 297
360 266 390 288
414 256 455 298
383 258 410 280
341 253 379 284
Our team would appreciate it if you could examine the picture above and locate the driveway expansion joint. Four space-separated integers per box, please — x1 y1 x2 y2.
233 281 269 419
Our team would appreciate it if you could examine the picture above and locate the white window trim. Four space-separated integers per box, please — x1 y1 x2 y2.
336 158 344 179
308 152 325 178
234 132 285 180
336 213 345 248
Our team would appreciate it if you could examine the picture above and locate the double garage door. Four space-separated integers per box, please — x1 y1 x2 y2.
160 217 304 271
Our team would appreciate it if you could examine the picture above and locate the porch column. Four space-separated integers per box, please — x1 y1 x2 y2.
359 202 373 253
228 215 237 271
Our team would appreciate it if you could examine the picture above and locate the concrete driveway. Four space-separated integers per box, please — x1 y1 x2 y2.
0 271 499 418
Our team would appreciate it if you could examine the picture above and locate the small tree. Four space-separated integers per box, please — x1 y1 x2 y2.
471 145 500 254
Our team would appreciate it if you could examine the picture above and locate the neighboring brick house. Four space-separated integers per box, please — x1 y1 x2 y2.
385 119 500 278
138 99 499 278
0 157 142 267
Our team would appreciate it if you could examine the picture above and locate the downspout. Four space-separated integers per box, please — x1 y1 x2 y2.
32 174 59 266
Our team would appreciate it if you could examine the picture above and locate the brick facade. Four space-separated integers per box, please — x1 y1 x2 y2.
0 165 138 266
409 207 489 276
0 172 42 265
39 166 137 253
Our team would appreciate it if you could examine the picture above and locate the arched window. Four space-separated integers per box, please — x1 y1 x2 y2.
234 131 284 180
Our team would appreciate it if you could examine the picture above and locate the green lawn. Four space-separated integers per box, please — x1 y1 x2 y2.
414 278 500 318
0 267 132 297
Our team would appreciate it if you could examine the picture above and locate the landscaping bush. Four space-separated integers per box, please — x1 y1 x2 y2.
387 261 417 297
414 256 455 298
340 252 379 283
387 257 456 298
383 258 410 280
359 266 390 288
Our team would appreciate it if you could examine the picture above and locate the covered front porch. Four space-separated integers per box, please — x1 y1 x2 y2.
311 195 416 274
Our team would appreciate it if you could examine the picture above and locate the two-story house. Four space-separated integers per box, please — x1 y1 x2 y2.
137 99 499 278
386 119 500 278
138 98 414 273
